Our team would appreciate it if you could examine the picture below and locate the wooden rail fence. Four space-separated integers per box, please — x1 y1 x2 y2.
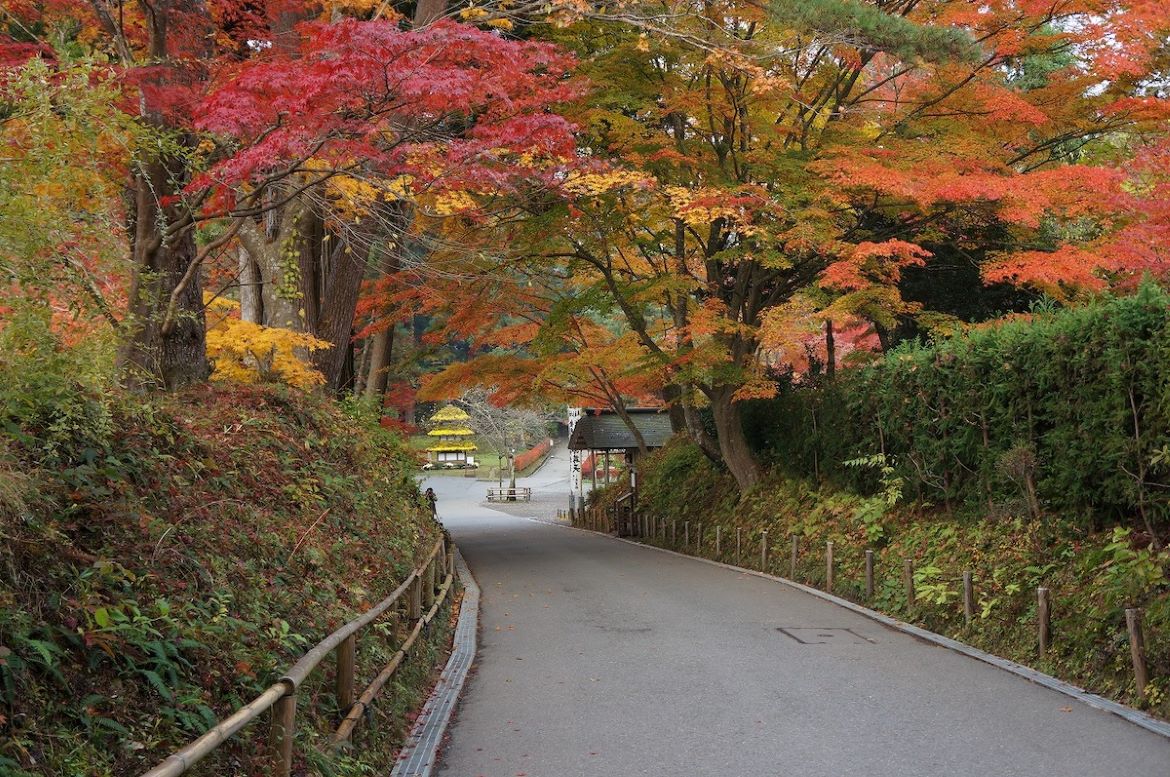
141 536 456 777
569 509 1155 707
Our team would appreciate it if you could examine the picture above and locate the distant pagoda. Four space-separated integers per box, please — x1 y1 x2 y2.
426 405 478 467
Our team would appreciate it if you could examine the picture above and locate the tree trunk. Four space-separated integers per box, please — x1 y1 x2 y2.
662 383 687 434
825 318 836 379
710 386 763 491
302 244 365 394
118 158 210 389
681 383 722 464
239 246 263 324
364 323 396 402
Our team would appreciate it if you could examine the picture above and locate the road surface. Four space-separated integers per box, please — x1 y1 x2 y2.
424 445 1170 777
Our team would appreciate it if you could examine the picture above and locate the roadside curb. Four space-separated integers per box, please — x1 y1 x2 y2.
549 519 1170 741
390 548 481 777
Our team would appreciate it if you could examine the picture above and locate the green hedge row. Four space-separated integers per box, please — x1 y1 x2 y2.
742 286 1170 531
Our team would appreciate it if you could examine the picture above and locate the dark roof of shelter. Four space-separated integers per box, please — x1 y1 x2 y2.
568 410 675 451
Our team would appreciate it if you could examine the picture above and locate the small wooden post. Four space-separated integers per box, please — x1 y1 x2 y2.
697 523 703 554
270 691 297 777
789 534 798 579
760 530 769 570
336 634 355 714
684 521 690 550
1037 587 1051 656
865 545 875 599
962 571 974 625
715 526 722 556
735 527 742 565
825 541 834 592
903 559 915 607
409 573 422 620
423 560 436 609
671 521 677 545
1126 608 1149 702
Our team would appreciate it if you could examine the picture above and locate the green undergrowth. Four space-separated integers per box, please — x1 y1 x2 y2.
0 311 447 775
594 439 1170 719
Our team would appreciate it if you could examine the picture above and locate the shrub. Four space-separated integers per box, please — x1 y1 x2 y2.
742 285 1170 535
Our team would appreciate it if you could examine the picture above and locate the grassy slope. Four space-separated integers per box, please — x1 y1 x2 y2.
0 384 445 776
595 439 1170 718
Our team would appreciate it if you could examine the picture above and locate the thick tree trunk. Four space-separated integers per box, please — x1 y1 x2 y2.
238 246 263 324
364 323 396 402
118 159 209 389
681 384 722 464
238 207 304 331
294 209 367 394
661 383 687 434
710 386 763 491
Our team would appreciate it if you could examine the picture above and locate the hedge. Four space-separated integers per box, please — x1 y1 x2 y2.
742 285 1170 532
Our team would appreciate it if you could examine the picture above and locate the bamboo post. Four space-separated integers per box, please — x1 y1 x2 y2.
423 560 436 609
697 523 703 554
270 691 297 777
715 526 722 556
336 634 355 715
671 521 677 545
1126 608 1149 702
1037 587 1050 657
684 521 690 549
735 527 742 565
760 530 768 570
963 571 974 625
790 534 798 579
903 559 915 607
825 541 834 592
409 573 422 621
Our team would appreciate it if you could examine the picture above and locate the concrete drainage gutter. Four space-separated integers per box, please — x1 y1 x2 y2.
554 519 1170 741
390 548 480 777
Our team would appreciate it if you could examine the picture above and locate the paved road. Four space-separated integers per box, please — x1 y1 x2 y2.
425 450 1170 777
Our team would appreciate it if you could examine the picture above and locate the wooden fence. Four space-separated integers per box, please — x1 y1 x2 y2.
487 486 532 502
141 536 456 777
570 510 1154 704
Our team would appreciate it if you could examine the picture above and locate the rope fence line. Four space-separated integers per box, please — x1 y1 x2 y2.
141 533 456 777
568 502 1154 708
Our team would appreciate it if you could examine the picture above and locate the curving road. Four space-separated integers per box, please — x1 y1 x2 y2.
424 445 1170 777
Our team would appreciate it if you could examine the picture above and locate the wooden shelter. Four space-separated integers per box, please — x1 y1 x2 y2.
567 408 674 489
425 405 478 467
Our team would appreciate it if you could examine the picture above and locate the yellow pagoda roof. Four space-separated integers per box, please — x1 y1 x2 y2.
428 427 474 436
430 405 471 423
426 442 479 452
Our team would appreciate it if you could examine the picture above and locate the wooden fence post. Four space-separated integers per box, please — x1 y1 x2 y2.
735 527 742 565
963 571 974 625
336 634 355 715
409 573 422 621
423 560 436 609
825 541 834 592
1037 587 1050 657
684 521 690 550
760 530 768 570
715 526 722 556
864 550 874 600
270 691 297 777
697 523 703 554
671 521 677 545
1126 608 1149 703
903 559 915 607
789 534 798 579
